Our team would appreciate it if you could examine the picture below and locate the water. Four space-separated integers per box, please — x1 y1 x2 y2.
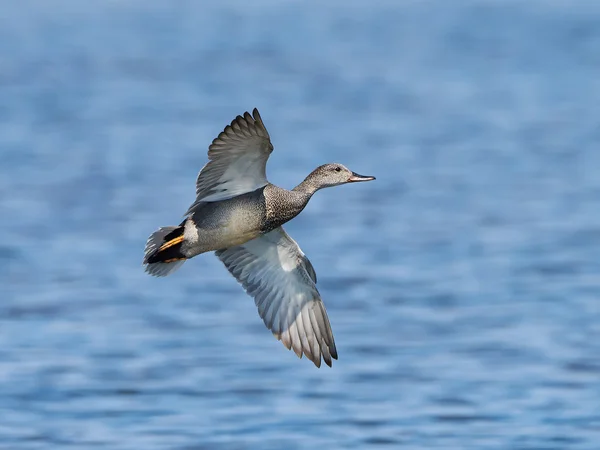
1 1 599 448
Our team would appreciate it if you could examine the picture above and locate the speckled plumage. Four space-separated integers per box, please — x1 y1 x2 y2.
262 184 311 234
178 184 312 258
143 108 375 367
182 188 268 257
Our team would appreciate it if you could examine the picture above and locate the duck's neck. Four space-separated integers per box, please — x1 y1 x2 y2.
292 174 321 196
262 184 314 233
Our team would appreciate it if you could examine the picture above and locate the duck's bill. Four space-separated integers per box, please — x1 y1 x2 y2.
348 172 376 182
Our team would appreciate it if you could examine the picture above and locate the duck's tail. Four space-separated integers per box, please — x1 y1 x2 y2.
143 225 187 277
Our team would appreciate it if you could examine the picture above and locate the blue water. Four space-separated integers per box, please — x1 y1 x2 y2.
1 1 599 448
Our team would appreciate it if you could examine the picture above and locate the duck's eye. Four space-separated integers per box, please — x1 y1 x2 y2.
335 167 341 172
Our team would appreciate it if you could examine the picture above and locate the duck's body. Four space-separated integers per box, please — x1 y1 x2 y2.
144 109 374 367
170 185 310 258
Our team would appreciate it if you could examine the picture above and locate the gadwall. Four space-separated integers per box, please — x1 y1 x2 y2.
144 109 375 367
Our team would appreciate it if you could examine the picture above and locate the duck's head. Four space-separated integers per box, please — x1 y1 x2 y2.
305 163 376 190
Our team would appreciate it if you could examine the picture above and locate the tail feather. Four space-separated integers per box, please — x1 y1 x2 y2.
144 226 186 277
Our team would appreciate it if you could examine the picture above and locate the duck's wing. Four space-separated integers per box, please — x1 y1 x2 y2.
185 109 273 214
215 227 337 367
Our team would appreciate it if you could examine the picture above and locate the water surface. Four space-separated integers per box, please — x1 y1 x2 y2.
1 1 599 448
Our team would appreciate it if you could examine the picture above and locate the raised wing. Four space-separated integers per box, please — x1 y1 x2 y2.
185 109 273 214
215 227 337 367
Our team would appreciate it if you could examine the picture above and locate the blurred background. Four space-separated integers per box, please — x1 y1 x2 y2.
1 0 599 448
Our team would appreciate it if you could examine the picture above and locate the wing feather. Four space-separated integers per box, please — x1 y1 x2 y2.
185 109 273 215
215 227 337 367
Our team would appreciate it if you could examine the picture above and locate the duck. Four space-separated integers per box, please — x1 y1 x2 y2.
143 109 375 367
